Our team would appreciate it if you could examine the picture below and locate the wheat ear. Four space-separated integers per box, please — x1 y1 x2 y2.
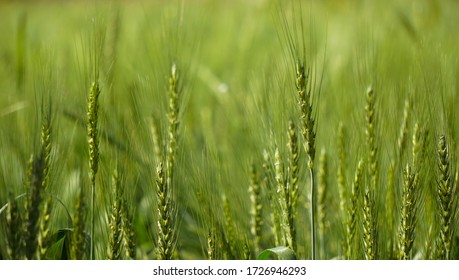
295 61 317 260
87 80 101 260
436 135 456 259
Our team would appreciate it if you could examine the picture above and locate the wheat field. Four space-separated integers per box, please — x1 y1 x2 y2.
0 0 458 260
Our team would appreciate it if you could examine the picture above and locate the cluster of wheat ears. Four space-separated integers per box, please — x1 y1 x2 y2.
0 1 458 260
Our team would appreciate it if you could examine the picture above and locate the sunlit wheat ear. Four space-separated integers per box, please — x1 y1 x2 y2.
295 61 316 168
155 63 182 260
87 81 101 181
166 63 180 190
365 86 377 191
295 60 317 260
436 135 456 260
363 86 377 260
345 159 363 260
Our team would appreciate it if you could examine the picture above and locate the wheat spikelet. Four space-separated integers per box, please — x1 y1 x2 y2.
385 162 396 258
23 153 45 259
248 164 262 253
363 189 377 260
436 135 456 259
295 61 317 259
155 162 176 260
87 80 101 260
166 64 180 190
207 228 217 260
345 160 363 259
398 164 418 259
6 193 23 259
365 86 378 191
71 187 87 260
108 168 123 260
288 120 300 212
262 150 282 246
37 114 52 259
121 196 136 260
295 61 316 168
274 148 294 250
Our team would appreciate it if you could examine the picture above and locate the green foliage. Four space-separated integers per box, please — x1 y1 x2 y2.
257 246 296 260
